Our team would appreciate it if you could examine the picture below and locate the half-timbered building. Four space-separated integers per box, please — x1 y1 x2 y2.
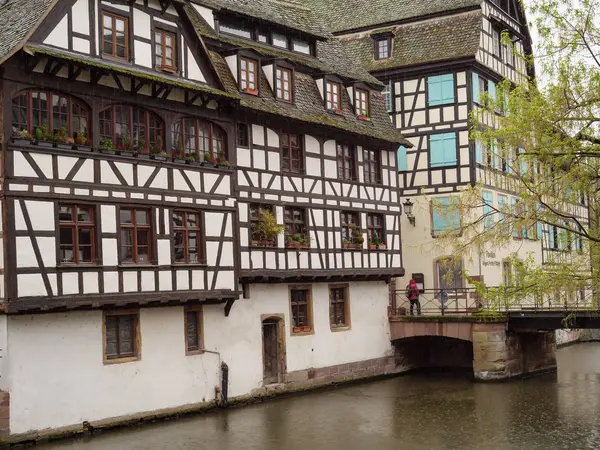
0 0 408 439
321 0 590 296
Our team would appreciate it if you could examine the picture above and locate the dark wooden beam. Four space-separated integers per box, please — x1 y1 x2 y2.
224 298 235 317
68 64 83 81
49 61 63 77
112 73 124 91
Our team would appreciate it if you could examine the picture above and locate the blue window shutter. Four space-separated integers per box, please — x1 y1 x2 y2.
475 141 483 164
488 81 497 102
430 132 457 167
497 195 507 223
428 76 442 106
536 203 543 240
511 198 519 238
518 147 527 174
441 74 455 104
432 197 453 235
483 191 493 230
472 73 480 103
548 225 555 249
397 145 407 172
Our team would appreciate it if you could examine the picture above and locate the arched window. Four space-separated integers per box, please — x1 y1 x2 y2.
99 105 163 152
11 90 89 138
171 118 227 160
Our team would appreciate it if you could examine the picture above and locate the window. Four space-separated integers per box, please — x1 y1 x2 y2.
276 67 292 102
171 118 226 160
337 143 356 180
120 208 152 263
185 307 204 354
292 39 310 54
504 41 515 66
290 287 312 333
326 81 341 111
249 204 277 246
375 37 390 60
497 194 508 223
492 28 501 59
58 205 95 264
482 191 494 231
341 211 360 243
237 122 249 147
11 90 89 138
154 29 176 71
240 57 258 95
173 211 202 264
429 132 457 167
382 82 393 112
272 33 288 48
472 73 488 104
99 105 162 153
502 260 512 286
281 133 303 173
428 74 455 106
431 197 461 237
220 20 252 39
104 311 139 363
355 89 369 117
436 258 463 290
284 207 307 244
330 285 350 329
102 12 128 59
397 145 407 172
363 149 381 184
366 213 385 246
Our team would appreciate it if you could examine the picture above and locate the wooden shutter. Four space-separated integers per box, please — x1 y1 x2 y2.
428 76 442 106
397 145 407 171
475 141 483 164
488 80 497 102
472 73 480 103
105 316 118 357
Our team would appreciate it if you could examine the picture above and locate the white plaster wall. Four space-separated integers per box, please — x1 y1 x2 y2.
6 281 392 433
72 0 90 35
134 40 153 69
43 16 69 50
225 55 238 82
187 48 206 83
192 4 215 29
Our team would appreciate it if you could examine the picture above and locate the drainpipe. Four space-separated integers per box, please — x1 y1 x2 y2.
202 349 227 405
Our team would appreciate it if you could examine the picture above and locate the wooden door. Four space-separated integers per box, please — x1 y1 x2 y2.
262 319 279 384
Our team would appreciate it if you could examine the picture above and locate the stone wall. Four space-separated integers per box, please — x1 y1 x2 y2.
473 323 556 380
394 336 473 372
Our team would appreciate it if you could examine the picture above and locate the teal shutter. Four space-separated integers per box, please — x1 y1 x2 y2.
432 197 459 235
441 74 455 104
518 147 527 174
536 203 543 240
482 191 493 230
548 225 556 249
488 81 497 103
430 132 457 167
475 141 483 164
397 145 407 172
428 74 455 106
472 72 480 103
511 198 519 238
497 195 507 223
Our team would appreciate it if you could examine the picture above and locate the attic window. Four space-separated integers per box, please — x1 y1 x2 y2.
272 33 288 48
374 37 391 60
293 39 311 55
355 89 370 119
240 57 258 95
220 20 252 39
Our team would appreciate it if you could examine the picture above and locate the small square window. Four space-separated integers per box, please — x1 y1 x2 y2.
239 57 258 95
281 132 303 173
276 67 293 102
104 311 140 364
375 37 390 60
154 29 176 72
326 81 341 112
237 122 249 147
354 89 369 118
272 33 288 48
329 285 350 330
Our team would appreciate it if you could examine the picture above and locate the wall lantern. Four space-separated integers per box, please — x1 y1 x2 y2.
403 198 415 226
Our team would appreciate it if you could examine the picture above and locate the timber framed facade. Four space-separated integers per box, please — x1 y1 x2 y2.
0 0 407 439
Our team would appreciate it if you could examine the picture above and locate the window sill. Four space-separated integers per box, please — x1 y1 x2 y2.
356 115 372 122
58 263 102 269
172 263 208 268
327 108 344 116
186 349 205 356
117 263 157 268
103 355 140 365
330 325 351 333
282 169 305 176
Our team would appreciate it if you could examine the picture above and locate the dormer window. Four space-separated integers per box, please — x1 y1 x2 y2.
240 57 258 95
276 67 292 102
326 81 341 112
375 37 390 60
355 88 369 119
154 29 176 72
272 32 288 48
293 39 311 55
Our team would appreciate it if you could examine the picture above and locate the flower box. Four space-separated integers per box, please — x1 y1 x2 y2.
118 150 134 157
173 157 186 164
293 326 312 333
12 138 32 146
100 148 115 155
343 242 362 250
287 241 310 249
75 145 92 152
37 141 54 148
251 240 275 248
151 154 167 161
369 244 387 250
378 244 387 250
356 115 371 121
137 152 150 159
56 143 73 150
327 108 344 116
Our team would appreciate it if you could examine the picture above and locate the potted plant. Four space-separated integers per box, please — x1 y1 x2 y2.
118 128 133 156
186 152 200 165
344 225 364 249
287 233 310 249
55 127 72 150
253 211 284 247
150 136 167 161
99 138 116 154
327 108 343 116
217 151 231 169
74 131 91 151
13 129 33 146
369 232 385 250
173 149 186 163
356 114 371 121
137 138 149 158
201 151 212 167
36 125 54 148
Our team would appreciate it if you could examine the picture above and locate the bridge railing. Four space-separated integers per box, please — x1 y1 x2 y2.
391 287 595 316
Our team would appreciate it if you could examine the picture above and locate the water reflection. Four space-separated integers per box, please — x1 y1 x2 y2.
45 343 600 450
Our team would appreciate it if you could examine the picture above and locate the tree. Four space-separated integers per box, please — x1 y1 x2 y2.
434 0 600 310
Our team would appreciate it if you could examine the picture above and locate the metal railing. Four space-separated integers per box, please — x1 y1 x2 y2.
391 287 596 317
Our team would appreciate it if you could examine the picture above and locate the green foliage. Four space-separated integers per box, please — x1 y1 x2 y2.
99 138 115 151
34 127 43 141
254 211 284 242
19 129 32 140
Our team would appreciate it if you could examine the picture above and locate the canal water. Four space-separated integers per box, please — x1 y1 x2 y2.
45 343 600 450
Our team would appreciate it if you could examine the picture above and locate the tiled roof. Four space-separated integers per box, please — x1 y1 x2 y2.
341 10 483 72
209 51 410 146
311 0 481 34
0 0 56 63
190 0 330 39
183 2 383 87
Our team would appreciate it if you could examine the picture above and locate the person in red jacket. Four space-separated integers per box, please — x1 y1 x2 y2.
406 279 421 316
